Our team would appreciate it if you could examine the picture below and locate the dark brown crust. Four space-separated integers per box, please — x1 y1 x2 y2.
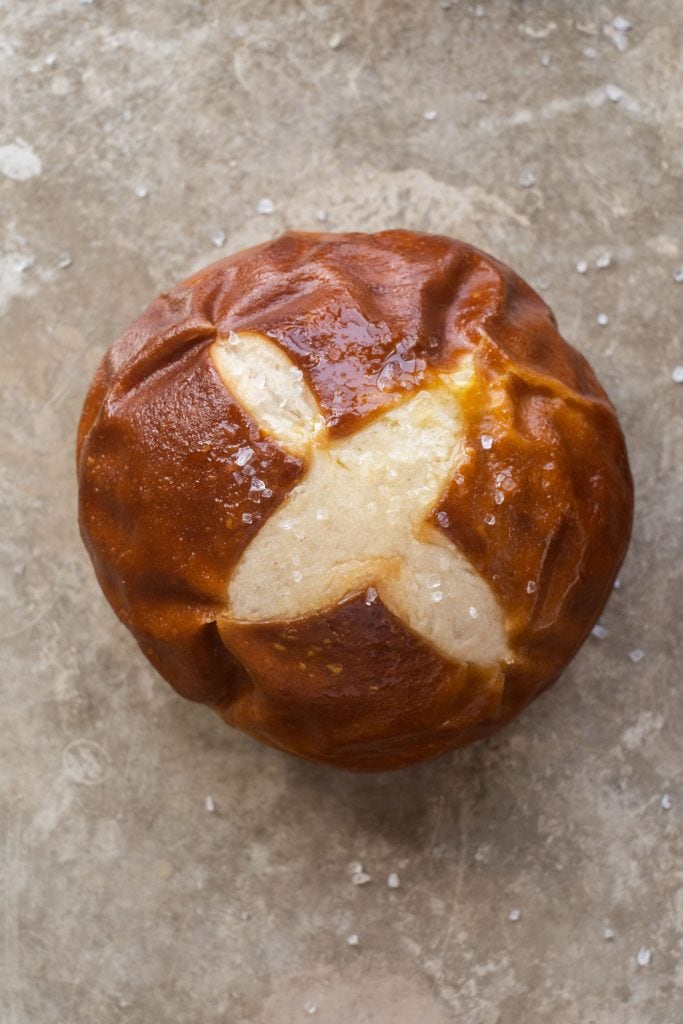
77 230 633 771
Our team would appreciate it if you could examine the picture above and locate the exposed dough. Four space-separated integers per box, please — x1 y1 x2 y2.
211 330 508 665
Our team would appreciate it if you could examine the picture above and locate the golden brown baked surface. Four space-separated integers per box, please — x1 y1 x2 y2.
77 230 633 771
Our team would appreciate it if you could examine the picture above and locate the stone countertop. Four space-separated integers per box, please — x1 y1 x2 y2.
1 2 681 1022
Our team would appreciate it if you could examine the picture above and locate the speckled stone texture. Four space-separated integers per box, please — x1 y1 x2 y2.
1 2 681 1022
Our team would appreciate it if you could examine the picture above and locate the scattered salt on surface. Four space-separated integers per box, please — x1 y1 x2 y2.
436 511 450 528
519 169 536 189
605 84 624 103
508 909 521 922
387 872 400 889
526 581 537 594
597 313 609 326
660 794 672 811
352 871 372 886
484 513 496 526
257 197 275 215
576 259 588 274
211 229 226 248
481 434 494 450
292 570 303 583
241 512 254 524
469 606 479 619
347 933 360 946
316 509 329 521
592 624 609 639
636 947 652 967
628 648 645 664
365 587 378 606
431 591 444 603
134 185 148 198
304 1000 317 1015
205 796 215 813
57 253 72 269
603 927 615 941
612 16 632 32
596 252 612 268
673 266 683 283
672 366 683 383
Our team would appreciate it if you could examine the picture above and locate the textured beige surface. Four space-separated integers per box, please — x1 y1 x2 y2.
1 2 682 1022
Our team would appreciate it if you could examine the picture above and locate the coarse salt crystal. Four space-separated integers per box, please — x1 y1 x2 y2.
526 580 537 594
387 872 400 889
315 508 329 521
596 252 612 268
612 16 632 32
660 793 672 811
672 366 683 383
592 624 608 639
508 909 521 922
431 591 444 603
481 434 494 450
352 871 371 885
628 648 645 664
636 947 652 967
234 446 254 467
241 512 253 524
576 259 588 274
494 491 505 505
605 84 623 103
484 513 496 526
347 933 360 945
365 587 378 606
519 169 536 189
597 313 609 326
603 927 615 941
469 606 479 619
292 570 303 583
211 229 226 248
673 266 683 283
134 185 148 198
423 110 437 122
257 197 275 215
205 796 215 813
304 1000 317 1015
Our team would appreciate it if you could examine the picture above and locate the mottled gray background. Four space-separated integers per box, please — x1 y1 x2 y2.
1 1 681 1022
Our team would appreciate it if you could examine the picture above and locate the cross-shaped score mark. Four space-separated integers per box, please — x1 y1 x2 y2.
211 331 508 666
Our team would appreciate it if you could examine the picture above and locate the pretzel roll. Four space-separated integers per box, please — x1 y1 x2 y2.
77 231 633 771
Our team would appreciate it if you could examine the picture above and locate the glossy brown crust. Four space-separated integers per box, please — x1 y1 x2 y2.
77 230 633 771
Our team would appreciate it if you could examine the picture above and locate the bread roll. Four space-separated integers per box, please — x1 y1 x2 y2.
77 231 633 770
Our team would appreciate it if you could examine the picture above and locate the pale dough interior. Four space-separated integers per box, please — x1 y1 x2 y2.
211 331 508 666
